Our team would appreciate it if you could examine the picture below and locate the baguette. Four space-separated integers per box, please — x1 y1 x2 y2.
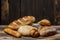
4 28 21 37
17 16 35 25
7 20 21 30
7 16 35 29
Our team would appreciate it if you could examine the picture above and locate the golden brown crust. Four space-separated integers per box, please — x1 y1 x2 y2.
38 19 51 26
30 29 39 37
4 28 21 37
17 16 35 25
38 26 56 36
7 20 22 30
13 20 21 25
3 16 57 37
7 16 35 30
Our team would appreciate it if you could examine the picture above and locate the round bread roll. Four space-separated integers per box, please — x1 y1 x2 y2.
38 19 51 26
38 26 57 37
17 25 39 37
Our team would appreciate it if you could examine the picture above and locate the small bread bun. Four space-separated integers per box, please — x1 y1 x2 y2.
17 25 39 37
38 19 51 26
38 26 57 36
7 16 35 30
4 28 21 37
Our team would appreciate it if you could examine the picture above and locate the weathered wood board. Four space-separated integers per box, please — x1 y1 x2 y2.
1 0 60 25
0 25 60 40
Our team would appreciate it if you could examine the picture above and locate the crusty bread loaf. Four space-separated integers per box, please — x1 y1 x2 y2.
38 26 57 36
17 16 35 25
7 16 35 30
4 28 21 37
7 20 21 30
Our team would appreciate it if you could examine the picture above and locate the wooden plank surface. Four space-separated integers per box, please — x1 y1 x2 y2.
1 0 55 25
0 25 60 40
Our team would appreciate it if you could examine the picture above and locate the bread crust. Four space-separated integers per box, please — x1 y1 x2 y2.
38 26 57 36
4 28 21 37
7 16 35 29
38 19 51 26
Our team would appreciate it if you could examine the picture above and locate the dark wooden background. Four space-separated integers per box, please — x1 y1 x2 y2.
1 0 60 25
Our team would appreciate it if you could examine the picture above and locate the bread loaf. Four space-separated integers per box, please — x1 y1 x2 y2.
4 28 21 37
17 16 35 25
38 26 57 36
7 16 35 29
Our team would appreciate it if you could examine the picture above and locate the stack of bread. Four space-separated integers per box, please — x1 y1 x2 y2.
4 16 39 37
3 16 57 37
38 19 57 36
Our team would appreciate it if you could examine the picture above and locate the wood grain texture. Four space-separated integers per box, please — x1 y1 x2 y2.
1 0 60 25
54 0 60 25
0 25 60 40
1 0 9 24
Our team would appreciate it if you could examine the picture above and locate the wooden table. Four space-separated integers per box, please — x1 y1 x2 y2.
0 25 60 40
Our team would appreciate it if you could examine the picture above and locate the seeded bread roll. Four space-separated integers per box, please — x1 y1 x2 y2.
38 19 51 26
4 28 21 37
17 25 39 37
38 26 57 36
